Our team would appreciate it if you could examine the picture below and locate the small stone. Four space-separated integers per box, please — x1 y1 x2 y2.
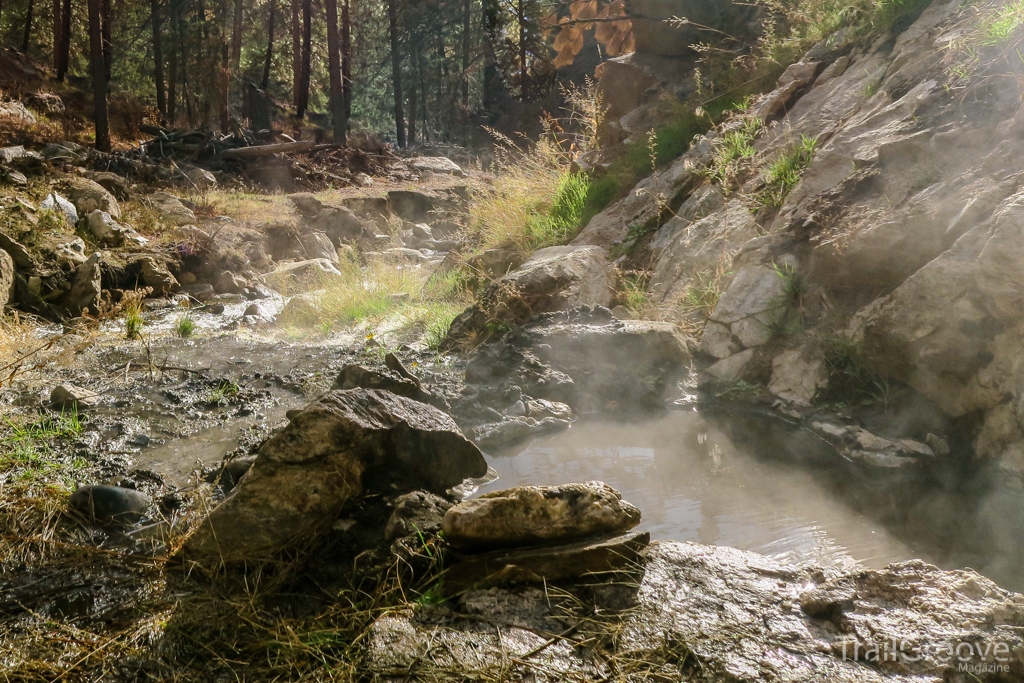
50 384 100 411
355 173 373 187
129 434 151 447
926 433 951 457
181 283 215 301
215 270 246 294
384 490 452 542
69 485 152 525
185 167 217 187
243 303 262 316
179 271 197 285
40 192 78 223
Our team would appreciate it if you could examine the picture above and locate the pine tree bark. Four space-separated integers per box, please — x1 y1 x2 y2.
517 0 526 101
57 0 70 80
87 0 109 150
230 0 242 86
290 0 299 109
407 77 416 146
261 0 274 90
101 0 111 81
387 0 405 147
295 0 310 119
325 0 345 143
52 0 61 68
168 34 177 121
152 0 166 116
461 0 470 109
21 0 33 52
341 0 351 120
482 0 499 113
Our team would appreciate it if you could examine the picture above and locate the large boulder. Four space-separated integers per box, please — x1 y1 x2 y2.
60 252 102 315
178 389 487 563
315 203 366 243
443 482 641 550
409 156 464 176
64 177 120 219
367 541 1024 682
387 188 466 224
463 306 690 415
147 191 196 226
135 256 179 295
82 170 130 200
0 249 14 310
699 257 796 357
446 245 614 346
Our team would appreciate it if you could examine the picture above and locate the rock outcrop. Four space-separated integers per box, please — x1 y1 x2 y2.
368 541 1024 682
178 389 487 563
446 245 615 346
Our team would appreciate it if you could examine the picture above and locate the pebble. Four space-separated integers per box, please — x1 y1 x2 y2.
68 485 152 525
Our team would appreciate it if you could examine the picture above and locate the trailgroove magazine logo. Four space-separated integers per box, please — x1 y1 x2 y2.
838 638 1012 673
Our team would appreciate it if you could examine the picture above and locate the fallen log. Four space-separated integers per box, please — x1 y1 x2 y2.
218 141 317 159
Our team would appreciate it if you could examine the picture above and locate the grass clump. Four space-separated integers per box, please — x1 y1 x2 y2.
123 300 145 340
468 132 590 255
175 312 197 338
820 334 903 409
707 117 763 184
276 256 472 347
209 380 240 404
757 135 818 208
0 411 84 486
944 1 1024 84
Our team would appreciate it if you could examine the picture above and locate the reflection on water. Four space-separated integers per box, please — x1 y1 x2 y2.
481 411 915 571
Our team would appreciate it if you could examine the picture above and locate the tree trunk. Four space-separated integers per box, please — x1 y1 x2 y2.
87 0 109 150
100 0 111 81
482 0 499 114
230 0 242 74
461 0 470 109
21 0 33 53
295 0 310 119
220 7 229 132
290 0 299 109
407 77 416 146
341 0 351 120
52 0 61 68
168 36 177 121
325 0 345 143
386 0 405 147
152 0 166 116
57 0 70 79
517 0 526 101
261 0 274 90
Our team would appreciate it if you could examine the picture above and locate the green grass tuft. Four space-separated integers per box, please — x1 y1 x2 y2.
757 136 818 208
175 312 197 338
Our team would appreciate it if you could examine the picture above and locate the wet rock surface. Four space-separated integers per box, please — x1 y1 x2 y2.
68 485 152 524
461 307 690 421
443 481 642 549
368 541 1024 682
178 388 487 563
446 245 615 345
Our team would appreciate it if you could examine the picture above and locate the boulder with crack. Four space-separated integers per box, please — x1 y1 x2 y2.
177 388 487 564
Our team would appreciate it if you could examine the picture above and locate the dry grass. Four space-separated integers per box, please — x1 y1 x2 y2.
274 257 471 348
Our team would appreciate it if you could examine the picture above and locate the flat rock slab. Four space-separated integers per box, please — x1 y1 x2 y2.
444 531 650 593
367 541 1024 682
443 481 641 549
69 485 152 525
178 389 486 564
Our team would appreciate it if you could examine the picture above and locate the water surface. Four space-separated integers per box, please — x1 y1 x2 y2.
481 411 916 571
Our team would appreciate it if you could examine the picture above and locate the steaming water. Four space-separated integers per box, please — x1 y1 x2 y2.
480 411 916 571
